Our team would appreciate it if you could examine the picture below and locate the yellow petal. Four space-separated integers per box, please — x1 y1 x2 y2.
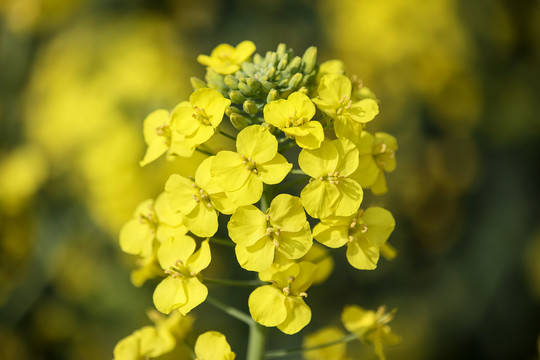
236 125 277 164
276 222 313 260
256 153 292 185
312 220 349 248
346 99 379 124
153 277 187 314
333 138 359 177
171 101 199 136
294 121 324 150
234 40 256 62
195 331 236 360
248 285 287 327
154 192 182 227
157 235 196 269
235 238 275 272
225 172 263 206
165 174 198 215
184 203 219 238
228 205 267 247
140 109 169 166
317 74 351 108
335 178 363 217
362 207 395 247
346 236 379 270
178 277 208 315
189 88 230 128
119 219 154 257
264 99 294 129
184 124 215 149
186 239 211 274
300 180 340 219
289 92 316 120
298 140 338 178
341 305 377 337
211 151 250 191
277 296 311 334
268 194 306 232
290 261 317 294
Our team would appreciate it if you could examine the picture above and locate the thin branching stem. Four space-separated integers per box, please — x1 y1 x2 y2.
266 333 358 358
205 296 253 325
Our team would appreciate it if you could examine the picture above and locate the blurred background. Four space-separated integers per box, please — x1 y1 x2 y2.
0 0 539 359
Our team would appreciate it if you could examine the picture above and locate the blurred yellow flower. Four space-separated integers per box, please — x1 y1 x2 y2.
303 326 348 360
197 40 256 75
194 331 236 360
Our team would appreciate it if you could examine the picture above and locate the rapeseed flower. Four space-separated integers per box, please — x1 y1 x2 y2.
312 74 378 139
227 194 312 271
351 131 397 195
153 236 210 315
302 326 348 360
197 40 256 75
341 305 401 360
194 331 236 360
140 108 194 166
119 193 187 258
113 310 193 360
211 125 292 206
165 157 236 237
299 138 362 218
249 261 316 334
313 207 395 270
171 88 231 150
264 92 324 149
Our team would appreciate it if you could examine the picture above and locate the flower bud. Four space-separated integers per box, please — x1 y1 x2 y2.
267 89 280 103
229 90 246 104
247 78 262 91
302 46 317 73
230 113 248 130
285 56 302 74
190 77 207 90
238 81 253 96
243 100 259 115
224 75 239 89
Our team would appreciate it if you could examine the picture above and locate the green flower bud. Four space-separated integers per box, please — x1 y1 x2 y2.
287 73 303 89
267 89 280 103
285 56 302 74
230 113 248 130
277 59 288 71
241 62 256 76
225 106 241 117
190 77 207 90
224 75 239 89
302 46 317 74
253 53 263 65
229 90 246 104
205 69 227 90
246 78 262 91
261 80 274 92
243 100 259 115
238 81 253 96
276 43 287 58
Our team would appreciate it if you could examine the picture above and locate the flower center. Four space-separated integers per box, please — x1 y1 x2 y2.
192 106 212 126
280 275 308 298
348 210 368 241
264 214 281 247
138 206 158 234
285 113 308 128
373 142 395 169
336 95 352 115
189 176 214 209
319 171 344 185
165 259 195 278
240 154 258 174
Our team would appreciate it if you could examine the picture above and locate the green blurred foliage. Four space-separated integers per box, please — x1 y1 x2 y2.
0 0 539 359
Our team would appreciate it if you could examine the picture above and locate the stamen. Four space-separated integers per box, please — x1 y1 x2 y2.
299 292 308 298
348 235 355 242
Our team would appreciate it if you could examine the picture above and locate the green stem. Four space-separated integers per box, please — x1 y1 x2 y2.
219 129 237 141
209 237 235 248
195 147 214 156
247 322 268 360
266 333 358 358
278 141 296 153
289 168 305 175
205 296 253 325
182 339 197 360
202 277 268 288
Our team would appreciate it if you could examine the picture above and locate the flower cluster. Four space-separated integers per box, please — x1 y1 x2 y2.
117 41 400 359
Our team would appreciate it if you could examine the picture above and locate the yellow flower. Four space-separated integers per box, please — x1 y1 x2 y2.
211 125 292 206
264 92 324 149
170 88 231 150
341 305 401 360
272 243 335 285
140 109 194 166
194 331 236 360
299 138 363 219
316 60 347 84
350 131 397 195
153 235 211 315
165 156 236 237
113 310 193 360
227 194 312 271
313 207 395 270
130 248 163 287
312 74 378 139
119 193 187 258
248 261 316 334
302 326 348 360
197 41 256 75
